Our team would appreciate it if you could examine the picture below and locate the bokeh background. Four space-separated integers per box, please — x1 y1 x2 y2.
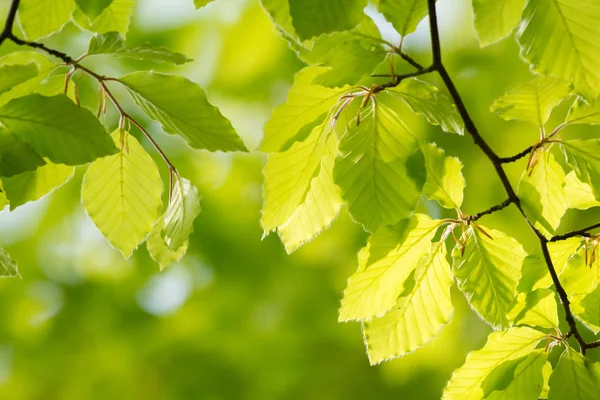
1 0 600 398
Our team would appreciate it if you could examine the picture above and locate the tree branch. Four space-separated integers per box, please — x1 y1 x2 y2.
498 145 535 164
0 0 19 46
468 198 514 222
425 0 588 352
551 222 600 242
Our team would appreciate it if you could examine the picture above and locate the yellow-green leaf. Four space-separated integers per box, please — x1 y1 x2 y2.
162 177 201 251
0 246 19 278
72 0 134 36
338 214 440 321
82 131 163 259
19 0 75 40
567 97 600 125
421 142 465 209
472 0 526 46
363 242 453 365
548 351 600 400
379 0 431 37
508 288 559 329
565 171 600 210
483 350 548 400
147 217 189 271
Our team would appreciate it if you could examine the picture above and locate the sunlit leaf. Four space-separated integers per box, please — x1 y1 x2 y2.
472 0 526 46
378 0 431 37
277 132 343 253
120 71 247 152
548 350 600 400
0 63 39 96
421 142 465 209
87 32 192 64
363 242 453 364
452 225 526 329
517 0 600 101
565 171 600 210
384 79 464 134
72 0 134 36
567 97 600 125
333 103 423 232
517 151 567 236
261 66 351 152
0 94 118 165
288 0 367 40
162 177 201 251
2 161 74 210
75 0 114 19
561 139 600 202
483 350 548 400
578 284 600 334
442 327 546 400
339 214 440 321
0 246 19 278
147 217 189 271
508 288 559 329
82 131 163 259
194 0 216 9
491 76 571 126
19 0 75 40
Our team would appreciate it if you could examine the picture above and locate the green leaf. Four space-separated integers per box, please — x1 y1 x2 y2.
384 79 464 134
2 161 74 210
162 177 201 251
87 32 192 65
559 247 599 299
147 217 189 271
517 0 600 101
378 0 431 37
0 181 8 210
338 214 440 321
261 122 327 233
565 171 600 210
442 327 547 400
0 246 19 278
452 225 526 329
0 126 45 178
578 285 600 334
119 71 246 152
491 76 571 126
300 20 386 87
19 0 75 40
72 0 134 36
261 66 350 152
288 0 367 40
567 97 600 125
517 151 567 236
541 361 553 399
483 350 548 400
0 52 64 108
333 104 423 232
260 0 300 43
363 242 453 365
561 139 600 202
0 94 118 165
267 127 344 253
75 0 113 19
508 288 559 329
472 0 526 46
82 131 163 259
548 350 600 400
0 63 39 96
194 0 216 9
421 142 465 209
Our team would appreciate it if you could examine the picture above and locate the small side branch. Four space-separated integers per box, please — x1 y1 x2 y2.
468 198 513 222
499 145 535 164
551 222 600 242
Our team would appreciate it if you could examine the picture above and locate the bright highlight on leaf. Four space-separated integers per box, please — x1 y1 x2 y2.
162 177 201 251
564 171 600 210
19 0 75 40
472 0 525 46
363 242 453 365
338 214 441 321
82 131 163 259
561 140 600 202
421 142 465 209
452 225 526 329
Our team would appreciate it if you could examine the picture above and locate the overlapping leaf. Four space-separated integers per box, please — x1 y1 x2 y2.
561 139 600 201
0 63 39 96
2 160 74 210
363 242 453 365
73 0 134 36
442 327 546 400
338 214 440 321
517 0 600 101
120 71 247 152
19 0 75 40
472 0 526 46
491 76 571 126
162 177 201 251
0 94 118 165
147 217 189 271
421 142 465 209
0 126 45 178
0 246 19 278
452 225 526 329
483 350 548 400
378 0 432 38
565 171 600 210
508 288 558 329
75 0 114 19
548 351 600 400
82 131 163 259
333 103 423 232
261 66 351 152
287 0 367 40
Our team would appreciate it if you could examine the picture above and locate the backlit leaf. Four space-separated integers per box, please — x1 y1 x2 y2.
75 0 114 19
378 0 431 37
0 63 39 96
119 71 247 152
19 0 75 40
147 217 189 271
162 177 201 251
72 0 134 36
565 171 600 210
338 214 440 321
0 126 45 178
508 288 559 329
548 350 600 400
82 131 163 259
561 139 600 202
421 142 465 209
567 97 600 125
452 225 526 329
288 0 367 40
472 0 526 46
0 247 19 278
363 242 453 364
483 350 548 400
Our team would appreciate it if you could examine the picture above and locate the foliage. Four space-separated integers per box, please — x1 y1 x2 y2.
3 0 600 398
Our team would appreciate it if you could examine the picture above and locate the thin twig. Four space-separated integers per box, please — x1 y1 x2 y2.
468 198 514 222
551 222 600 242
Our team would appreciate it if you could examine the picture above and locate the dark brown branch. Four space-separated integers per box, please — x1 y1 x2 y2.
468 198 514 222
398 51 425 70
373 66 435 93
551 222 600 242
426 0 588 352
0 0 19 46
499 145 535 164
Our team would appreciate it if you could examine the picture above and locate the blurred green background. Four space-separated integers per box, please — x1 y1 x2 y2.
1 0 600 398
